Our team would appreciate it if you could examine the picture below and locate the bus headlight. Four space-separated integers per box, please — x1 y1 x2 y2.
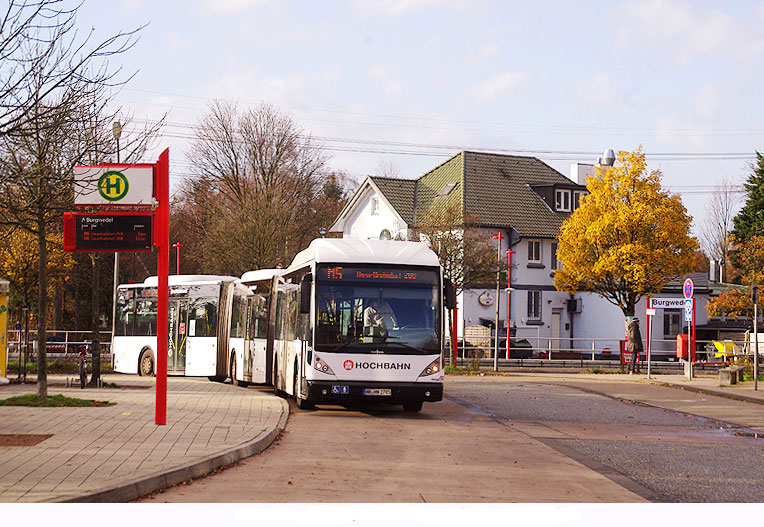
418 359 441 377
314 356 335 375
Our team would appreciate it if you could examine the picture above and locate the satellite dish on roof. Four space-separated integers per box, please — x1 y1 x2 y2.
601 149 616 167
379 229 392 240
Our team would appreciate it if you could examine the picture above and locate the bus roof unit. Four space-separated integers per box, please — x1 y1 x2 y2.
288 239 439 270
142 275 238 287
239 269 282 284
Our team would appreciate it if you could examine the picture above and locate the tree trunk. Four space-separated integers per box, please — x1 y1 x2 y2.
54 285 63 329
36 227 48 398
88 254 101 387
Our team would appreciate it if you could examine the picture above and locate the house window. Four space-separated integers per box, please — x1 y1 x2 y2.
555 189 571 212
528 240 541 263
527 290 542 320
573 190 587 210
664 311 681 337
371 197 379 215
551 242 558 270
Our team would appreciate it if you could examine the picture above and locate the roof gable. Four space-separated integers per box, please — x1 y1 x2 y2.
332 151 586 239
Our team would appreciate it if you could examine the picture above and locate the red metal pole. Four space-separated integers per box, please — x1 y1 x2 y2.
172 242 183 275
155 149 169 425
452 305 458 366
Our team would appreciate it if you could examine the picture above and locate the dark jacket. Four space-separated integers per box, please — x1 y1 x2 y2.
626 319 644 353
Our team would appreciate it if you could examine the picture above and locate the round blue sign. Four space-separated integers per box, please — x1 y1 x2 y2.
683 278 694 299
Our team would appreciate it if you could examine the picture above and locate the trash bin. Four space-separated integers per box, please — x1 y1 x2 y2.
677 334 689 360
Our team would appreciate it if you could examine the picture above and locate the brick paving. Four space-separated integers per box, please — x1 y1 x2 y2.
0 374 287 503
1 368 761 503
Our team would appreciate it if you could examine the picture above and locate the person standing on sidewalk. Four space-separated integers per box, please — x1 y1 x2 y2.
626 317 644 374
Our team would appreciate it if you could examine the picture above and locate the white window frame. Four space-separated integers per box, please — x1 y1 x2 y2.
527 290 542 320
555 189 571 212
551 242 558 270
573 190 587 210
371 197 380 215
528 240 541 264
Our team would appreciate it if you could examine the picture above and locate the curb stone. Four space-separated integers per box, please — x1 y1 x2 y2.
57 398 289 503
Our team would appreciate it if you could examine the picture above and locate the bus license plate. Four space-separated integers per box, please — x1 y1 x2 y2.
363 388 391 396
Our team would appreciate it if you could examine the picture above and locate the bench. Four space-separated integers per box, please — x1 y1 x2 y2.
719 365 745 386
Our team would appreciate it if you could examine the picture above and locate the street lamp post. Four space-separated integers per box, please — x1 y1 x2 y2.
492 231 505 372
506 249 516 359
111 121 122 353
173 242 183 275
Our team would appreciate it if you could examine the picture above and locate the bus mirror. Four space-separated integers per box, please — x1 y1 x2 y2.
300 274 312 314
444 279 456 310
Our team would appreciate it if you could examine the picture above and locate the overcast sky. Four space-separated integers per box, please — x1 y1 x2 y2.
77 0 764 233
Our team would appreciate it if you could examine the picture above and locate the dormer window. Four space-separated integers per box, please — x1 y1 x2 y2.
555 189 571 212
371 197 379 215
573 190 587 210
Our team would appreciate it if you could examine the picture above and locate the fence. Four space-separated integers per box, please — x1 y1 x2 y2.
447 335 757 369
6 329 113 361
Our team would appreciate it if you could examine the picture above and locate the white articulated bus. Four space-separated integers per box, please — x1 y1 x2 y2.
113 275 251 380
268 238 454 412
235 269 281 386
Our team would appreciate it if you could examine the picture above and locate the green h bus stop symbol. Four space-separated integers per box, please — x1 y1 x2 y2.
98 171 129 202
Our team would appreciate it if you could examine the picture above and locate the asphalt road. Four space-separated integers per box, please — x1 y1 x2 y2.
139 376 764 503
446 376 764 502
139 385 645 503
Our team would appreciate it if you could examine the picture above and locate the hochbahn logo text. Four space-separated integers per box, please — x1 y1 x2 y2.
343 360 411 371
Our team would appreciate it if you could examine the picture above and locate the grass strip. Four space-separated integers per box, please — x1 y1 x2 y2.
0 394 115 407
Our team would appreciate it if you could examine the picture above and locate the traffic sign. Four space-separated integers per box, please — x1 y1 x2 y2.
684 299 693 321
74 165 154 206
683 278 694 299
63 211 153 252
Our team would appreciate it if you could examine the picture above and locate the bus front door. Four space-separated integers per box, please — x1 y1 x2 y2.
168 299 188 374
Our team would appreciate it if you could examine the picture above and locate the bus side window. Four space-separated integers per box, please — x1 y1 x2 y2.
135 299 158 336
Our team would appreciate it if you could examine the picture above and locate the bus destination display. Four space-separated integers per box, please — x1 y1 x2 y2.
64 212 153 252
319 265 436 284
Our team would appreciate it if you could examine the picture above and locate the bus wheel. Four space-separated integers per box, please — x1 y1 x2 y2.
296 397 314 410
138 349 154 377
273 358 286 397
230 353 247 387
293 362 314 410
402 401 423 413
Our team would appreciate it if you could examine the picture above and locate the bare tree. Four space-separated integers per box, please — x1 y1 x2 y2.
413 201 496 351
183 101 342 274
0 3 160 396
0 1 142 138
375 160 401 179
700 177 739 282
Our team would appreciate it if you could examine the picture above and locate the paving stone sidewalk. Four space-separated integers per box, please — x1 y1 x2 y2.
0 374 288 503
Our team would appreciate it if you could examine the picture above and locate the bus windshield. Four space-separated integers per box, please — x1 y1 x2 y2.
315 265 440 354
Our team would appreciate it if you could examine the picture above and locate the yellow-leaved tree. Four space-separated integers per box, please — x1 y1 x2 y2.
553 148 697 317
0 228 75 311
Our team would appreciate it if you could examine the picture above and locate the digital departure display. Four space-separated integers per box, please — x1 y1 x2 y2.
318 265 437 285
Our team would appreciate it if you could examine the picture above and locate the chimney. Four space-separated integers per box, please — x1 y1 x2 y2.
709 259 718 282
570 163 596 185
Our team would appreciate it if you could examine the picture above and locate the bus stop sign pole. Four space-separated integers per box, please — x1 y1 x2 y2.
155 149 169 425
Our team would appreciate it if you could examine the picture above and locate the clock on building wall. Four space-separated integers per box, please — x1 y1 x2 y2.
478 290 494 307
